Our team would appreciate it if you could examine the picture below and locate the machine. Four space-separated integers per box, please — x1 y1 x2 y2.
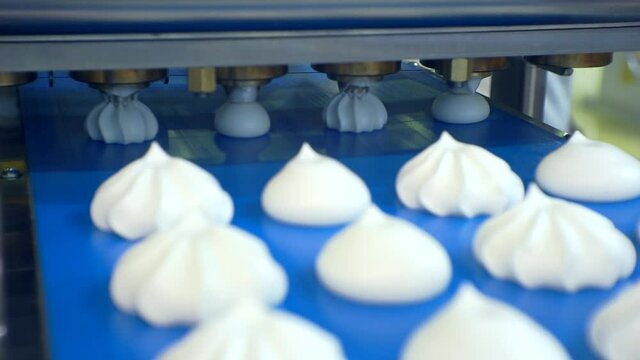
1 1 640 359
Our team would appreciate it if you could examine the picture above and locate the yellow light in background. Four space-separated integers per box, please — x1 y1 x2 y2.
571 53 640 158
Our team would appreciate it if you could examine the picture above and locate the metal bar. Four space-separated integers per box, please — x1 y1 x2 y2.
490 57 549 122
490 57 526 114
522 63 548 120
3 0 640 36
3 22 640 42
2 24 640 71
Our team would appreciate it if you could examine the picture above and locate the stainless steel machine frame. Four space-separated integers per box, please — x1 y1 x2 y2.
1 23 640 71
3 20 638 117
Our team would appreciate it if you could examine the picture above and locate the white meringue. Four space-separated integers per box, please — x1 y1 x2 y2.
590 281 640 360
324 78 387 133
474 184 636 292
85 85 158 144
215 86 270 138
535 131 640 202
316 205 452 304
261 143 371 226
158 301 346 360
431 78 490 124
110 213 287 327
401 284 570 360
396 132 524 217
90 142 233 240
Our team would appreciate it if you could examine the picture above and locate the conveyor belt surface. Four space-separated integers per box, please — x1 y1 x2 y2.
19 69 640 359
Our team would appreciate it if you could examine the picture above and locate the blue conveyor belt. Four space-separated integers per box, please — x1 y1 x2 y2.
19 69 640 359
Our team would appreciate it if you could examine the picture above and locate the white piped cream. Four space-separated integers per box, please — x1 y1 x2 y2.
474 184 636 292
431 79 490 124
110 212 287 326
261 143 371 226
324 79 387 133
536 131 640 202
590 281 640 360
401 284 570 360
214 86 270 138
158 301 346 360
316 205 452 304
85 84 158 144
396 132 524 217
90 142 233 240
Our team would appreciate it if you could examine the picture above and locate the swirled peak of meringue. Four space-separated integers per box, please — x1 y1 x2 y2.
474 184 636 292
158 301 346 360
401 283 570 360
396 132 524 217
324 80 387 133
110 212 287 327
90 142 233 240
536 131 640 202
261 142 371 226
590 281 640 360
316 205 452 304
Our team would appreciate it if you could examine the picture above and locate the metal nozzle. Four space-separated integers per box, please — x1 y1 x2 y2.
187 67 217 95
0 72 37 87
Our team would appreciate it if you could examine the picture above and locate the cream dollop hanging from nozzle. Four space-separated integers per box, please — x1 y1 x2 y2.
324 77 387 133
85 84 158 144
214 85 270 138
431 78 490 124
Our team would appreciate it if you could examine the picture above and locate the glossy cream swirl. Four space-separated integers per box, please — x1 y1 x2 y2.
402 284 570 360
158 301 345 360
536 131 640 202
316 205 452 304
261 143 371 226
396 132 524 217
474 184 636 292
91 142 233 240
590 281 640 360
110 212 287 326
